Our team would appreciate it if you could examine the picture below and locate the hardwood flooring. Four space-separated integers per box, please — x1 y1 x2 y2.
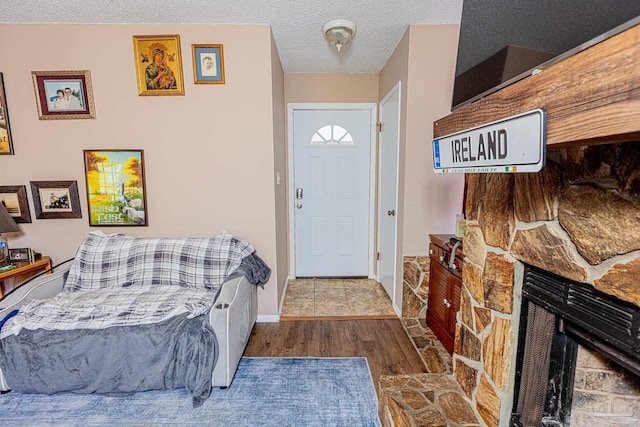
244 319 427 392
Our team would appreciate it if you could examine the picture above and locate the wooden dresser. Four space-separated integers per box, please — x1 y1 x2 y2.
426 234 463 355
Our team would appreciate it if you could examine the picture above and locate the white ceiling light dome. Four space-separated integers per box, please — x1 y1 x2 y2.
323 19 357 52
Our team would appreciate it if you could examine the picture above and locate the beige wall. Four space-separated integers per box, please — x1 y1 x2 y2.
270 32 287 311
404 24 465 255
285 73 379 104
378 25 464 308
0 23 281 316
379 29 410 309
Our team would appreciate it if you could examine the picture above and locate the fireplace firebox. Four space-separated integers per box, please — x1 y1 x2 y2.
511 265 640 426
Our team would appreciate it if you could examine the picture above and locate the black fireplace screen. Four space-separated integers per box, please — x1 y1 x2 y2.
511 264 640 427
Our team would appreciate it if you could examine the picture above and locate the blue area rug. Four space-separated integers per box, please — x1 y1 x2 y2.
0 357 380 426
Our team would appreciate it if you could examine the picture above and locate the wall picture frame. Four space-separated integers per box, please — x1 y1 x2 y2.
31 70 96 120
84 150 148 226
0 73 15 154
192 44 225 84
133 34 185 96
30 180 82 219
0 185 31 223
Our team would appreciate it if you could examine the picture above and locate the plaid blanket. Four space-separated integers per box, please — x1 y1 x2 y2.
1 231 254 338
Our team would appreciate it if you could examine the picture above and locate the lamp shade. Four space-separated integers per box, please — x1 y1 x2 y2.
0 202 19 233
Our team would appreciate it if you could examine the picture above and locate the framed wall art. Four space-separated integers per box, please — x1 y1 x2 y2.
133 34 184 96
0 73 14 154
0 185 31 223
31 70 96 120
192 44 225 84
84 150 148 226
30 180 82 219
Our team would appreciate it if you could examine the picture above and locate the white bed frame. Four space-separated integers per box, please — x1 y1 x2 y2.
0 268 257 391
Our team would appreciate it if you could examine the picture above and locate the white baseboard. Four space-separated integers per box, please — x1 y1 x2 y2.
393 303 402 318
278 277 290 316
257 314 280 323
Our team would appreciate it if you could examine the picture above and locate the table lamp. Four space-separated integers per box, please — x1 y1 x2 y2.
0 202 20 267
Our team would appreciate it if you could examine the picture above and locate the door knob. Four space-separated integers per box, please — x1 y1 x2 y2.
296 188 303 200
387 210 396 216
296 204 303 209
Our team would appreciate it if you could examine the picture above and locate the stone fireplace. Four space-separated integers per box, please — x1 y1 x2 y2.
455 141 640 426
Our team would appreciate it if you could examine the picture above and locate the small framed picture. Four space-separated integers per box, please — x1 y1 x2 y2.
192 44 225 84
31 70 96 120
0 185 31 223
84 150 148 226
8 248 31 263
30 181 82 219
133 34 185 96
0 73 15 155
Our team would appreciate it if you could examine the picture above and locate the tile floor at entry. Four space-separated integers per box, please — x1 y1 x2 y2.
281 278 397 319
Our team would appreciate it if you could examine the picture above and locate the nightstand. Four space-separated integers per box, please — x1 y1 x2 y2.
0 256 52 299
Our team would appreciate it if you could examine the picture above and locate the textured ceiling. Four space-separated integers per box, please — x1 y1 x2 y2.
1 0 463 73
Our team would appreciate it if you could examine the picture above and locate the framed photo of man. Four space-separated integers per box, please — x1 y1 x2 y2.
133 34 185 96
0 73 15 154
31 70 96 120
192 44 225 84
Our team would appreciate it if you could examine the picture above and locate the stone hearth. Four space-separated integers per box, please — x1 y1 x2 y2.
454 141 640 426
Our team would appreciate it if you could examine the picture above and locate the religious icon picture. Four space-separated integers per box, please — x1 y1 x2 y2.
133 34 184 96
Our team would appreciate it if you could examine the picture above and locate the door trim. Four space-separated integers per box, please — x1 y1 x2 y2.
287 103 377 279
376 82 402 315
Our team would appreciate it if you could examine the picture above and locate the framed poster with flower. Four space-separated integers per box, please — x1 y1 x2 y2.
31 70 96 120
84 150 148 226
133 34 184 96
0 73 14 154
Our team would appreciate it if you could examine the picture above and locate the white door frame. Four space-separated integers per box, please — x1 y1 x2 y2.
288 103 377 279
376 82 402 315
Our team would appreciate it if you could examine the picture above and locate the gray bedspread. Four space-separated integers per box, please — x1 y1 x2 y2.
0 313 217 407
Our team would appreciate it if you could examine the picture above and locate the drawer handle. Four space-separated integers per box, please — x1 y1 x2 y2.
429 249 433 255
443 298 452 309
439 255 444 262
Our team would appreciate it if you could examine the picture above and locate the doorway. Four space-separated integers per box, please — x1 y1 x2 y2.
377 82 401 308
288 103 376 278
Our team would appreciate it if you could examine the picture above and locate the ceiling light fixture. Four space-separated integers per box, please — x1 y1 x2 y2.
323 19 356 52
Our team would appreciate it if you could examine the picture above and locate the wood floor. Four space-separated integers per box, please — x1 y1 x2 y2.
243 319 427 392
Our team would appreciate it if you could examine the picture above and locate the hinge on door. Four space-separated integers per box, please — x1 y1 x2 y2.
377 252 380 261
376 122 383 133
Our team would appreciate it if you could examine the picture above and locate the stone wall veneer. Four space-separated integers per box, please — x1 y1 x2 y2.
479 174 516 250
514 162 562 222
510 224 587 283
450 142 640 426
559 185 640 265
482 253 514 314
465 173 487 221
482 317 513 391
402 256 430 318
464 223 486 267
594 257 640 307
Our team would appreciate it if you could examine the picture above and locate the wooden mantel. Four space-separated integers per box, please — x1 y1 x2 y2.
434 23 640 148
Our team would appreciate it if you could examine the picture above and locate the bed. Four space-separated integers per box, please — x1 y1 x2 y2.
0 231 270 406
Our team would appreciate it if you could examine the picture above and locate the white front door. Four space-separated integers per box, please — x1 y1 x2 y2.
293 108 372 277
377 83 401 300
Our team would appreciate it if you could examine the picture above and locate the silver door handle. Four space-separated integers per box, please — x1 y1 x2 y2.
296 188 303 200
296 204 303 209
387 210 395 216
